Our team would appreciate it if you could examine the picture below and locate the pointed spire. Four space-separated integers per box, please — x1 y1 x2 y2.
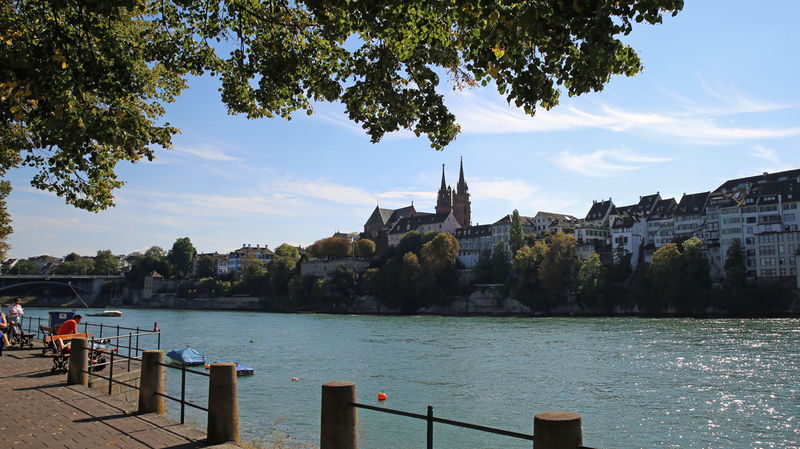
457 156 468 193
440 163 447 191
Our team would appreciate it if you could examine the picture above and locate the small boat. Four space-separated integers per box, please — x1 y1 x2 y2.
167 347 207 366
213 360 255 376
87 310 123 317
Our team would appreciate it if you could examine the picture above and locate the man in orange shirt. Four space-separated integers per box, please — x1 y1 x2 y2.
55 314 82 353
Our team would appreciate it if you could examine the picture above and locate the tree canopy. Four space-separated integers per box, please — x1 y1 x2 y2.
509 209 524 255
1 0 683 212
169 237 197 278
93 249 119 275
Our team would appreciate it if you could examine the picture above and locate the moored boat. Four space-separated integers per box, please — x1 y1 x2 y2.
212 360 255 376
87 310 123 317
167 347 207 366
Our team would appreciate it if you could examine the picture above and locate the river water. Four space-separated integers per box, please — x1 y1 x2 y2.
25 309 800 448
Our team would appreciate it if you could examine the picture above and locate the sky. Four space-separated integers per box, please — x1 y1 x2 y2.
7 1 800 259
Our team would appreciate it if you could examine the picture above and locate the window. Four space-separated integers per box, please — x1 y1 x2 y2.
746 216 757 223
785 214 795 222
759 246 775 255
758 234 776 243
760 269 777 276
760 205 778 212
746 237 755 245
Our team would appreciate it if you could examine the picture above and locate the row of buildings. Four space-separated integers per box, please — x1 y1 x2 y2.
361 163 800 286
1 243 277 278
7 162 799 288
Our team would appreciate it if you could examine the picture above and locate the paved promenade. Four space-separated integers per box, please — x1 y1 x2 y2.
0 346 239 449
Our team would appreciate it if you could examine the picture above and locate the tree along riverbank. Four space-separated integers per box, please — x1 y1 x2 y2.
13 284 800 319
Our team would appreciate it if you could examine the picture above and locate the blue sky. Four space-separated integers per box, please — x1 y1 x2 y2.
7 1 800 259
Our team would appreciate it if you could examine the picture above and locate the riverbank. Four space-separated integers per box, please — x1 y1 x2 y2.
11 285 800 318
0 346 232 449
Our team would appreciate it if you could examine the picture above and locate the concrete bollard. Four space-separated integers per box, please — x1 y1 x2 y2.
533 411 582 449
321 381 357 449
138 350 166 414
67 338 89 386
207 362 238 445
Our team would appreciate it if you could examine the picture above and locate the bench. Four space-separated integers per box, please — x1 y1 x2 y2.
7 323 35 349
40 326 56 354
46 333 92 373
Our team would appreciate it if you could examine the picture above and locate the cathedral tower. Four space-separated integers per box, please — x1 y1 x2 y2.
452 157 471 226
436 164 453 215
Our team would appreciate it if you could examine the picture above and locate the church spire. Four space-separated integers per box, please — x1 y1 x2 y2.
457 156 468 194
436 163 453 215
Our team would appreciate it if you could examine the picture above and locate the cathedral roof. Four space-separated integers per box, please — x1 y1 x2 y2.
389 212 452 235
364 206 395 227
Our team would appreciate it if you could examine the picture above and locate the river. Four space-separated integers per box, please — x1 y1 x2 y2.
24 309 800 448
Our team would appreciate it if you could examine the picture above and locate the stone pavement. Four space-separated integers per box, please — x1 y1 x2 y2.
0 346 241 449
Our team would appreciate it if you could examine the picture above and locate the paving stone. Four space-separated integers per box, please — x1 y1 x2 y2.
0 346 243 449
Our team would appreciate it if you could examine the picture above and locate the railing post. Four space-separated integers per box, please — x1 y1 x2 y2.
138 350 165 415
67 338 89 386
180 363 187 424
207 362 239 444
427 405 434 449
108 349 114 395
321 381 357 449
533 411 582 449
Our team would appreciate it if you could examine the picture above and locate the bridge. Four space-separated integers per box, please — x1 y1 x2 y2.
0 274 123 300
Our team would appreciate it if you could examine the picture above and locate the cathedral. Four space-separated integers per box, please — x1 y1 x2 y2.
363 158 471 250
436 158 471 227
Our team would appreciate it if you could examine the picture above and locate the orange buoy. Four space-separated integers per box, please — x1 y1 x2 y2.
377 392 387 401
291 377 299 381
204 364 210 369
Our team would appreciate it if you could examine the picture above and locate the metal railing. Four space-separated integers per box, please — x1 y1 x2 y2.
85 339 209 425
19 316 161 351
350 402 596 449
155 359 210 424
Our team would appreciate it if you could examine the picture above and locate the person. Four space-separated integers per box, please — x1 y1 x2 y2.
4 298 23 343
55 314 82 354
0 312 8 356
5 297 23 324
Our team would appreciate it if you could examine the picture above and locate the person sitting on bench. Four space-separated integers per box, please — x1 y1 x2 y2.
55 314 82 354
0 311 8 356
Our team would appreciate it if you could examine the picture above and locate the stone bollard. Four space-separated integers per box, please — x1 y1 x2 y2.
321 381 357 449
533 411 582 449
207 362 238 445
138 350 166 414
67 338 89 386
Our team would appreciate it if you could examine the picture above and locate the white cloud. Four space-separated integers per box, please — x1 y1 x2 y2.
746 144 796 174
748 144 781 164
280 181 375 206
172 144 242 162
550 149 672 178
444 87 800 144
471 179 540 205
